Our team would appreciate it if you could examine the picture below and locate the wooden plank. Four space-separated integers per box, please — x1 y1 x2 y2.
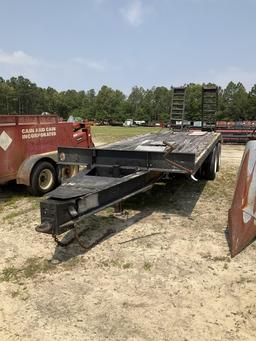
101 131 220 159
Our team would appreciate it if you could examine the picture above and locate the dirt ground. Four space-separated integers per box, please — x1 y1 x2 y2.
1 143 256 341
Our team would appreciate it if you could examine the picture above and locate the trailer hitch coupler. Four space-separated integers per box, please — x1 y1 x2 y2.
35 222 53 234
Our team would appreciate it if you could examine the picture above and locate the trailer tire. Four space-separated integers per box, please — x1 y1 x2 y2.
216 143 221 172
28 161 58 196
202 147 218 180
60 165 79 182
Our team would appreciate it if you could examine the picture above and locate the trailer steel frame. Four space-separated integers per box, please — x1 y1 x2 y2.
36 131 221 238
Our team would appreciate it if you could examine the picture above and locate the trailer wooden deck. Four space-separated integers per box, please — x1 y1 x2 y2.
101 131 220 162
57 130 221 176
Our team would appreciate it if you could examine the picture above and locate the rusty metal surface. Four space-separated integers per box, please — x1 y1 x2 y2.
228 141 256 256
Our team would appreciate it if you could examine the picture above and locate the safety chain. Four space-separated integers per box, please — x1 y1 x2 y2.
52 224 114 250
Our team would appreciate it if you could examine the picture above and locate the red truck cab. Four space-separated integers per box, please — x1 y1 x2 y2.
0 115 94 195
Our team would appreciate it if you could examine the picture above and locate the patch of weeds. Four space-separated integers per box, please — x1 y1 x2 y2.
200 252 212 260
10 290 21 298
201 253 230 263
0 257 56 283
212 256 231 262
223 263 229 270
122 301 129 308
4 195 22 206
105 207 114 214
203 168 237 201
143 261 152 271
1 266 20 282
122 262 133 269
22 257 54 279
3 207 36 222
110 259 122 268
10 204 18 209
236 276 253 284
122 301 146 309
99 259 133 270
30 202 39 210
3 211 22 221
100 260 111 268
2 194 31 208
92 126 164 145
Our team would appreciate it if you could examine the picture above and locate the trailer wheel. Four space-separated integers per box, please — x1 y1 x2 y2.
216 143 221 172
61 165 79 182
202 147 218 180
28 161 57 196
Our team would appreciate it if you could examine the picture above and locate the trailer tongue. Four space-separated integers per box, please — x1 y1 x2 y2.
36 131 221 241
36 168 161 236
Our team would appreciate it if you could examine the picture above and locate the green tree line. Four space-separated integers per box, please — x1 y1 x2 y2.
0 76 256 122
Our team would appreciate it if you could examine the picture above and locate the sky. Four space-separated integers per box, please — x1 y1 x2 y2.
0 0 255 93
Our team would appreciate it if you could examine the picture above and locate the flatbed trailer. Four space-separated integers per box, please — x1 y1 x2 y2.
36 130 221 239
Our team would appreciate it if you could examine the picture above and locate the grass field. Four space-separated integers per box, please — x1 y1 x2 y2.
91 125 167 145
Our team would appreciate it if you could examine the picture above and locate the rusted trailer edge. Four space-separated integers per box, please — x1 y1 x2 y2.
227 141 256 257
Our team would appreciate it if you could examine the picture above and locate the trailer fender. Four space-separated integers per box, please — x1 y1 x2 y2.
16 152 57 186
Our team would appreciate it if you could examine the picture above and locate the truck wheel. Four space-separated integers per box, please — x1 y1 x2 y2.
28 161 57 196
202 147 218 180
